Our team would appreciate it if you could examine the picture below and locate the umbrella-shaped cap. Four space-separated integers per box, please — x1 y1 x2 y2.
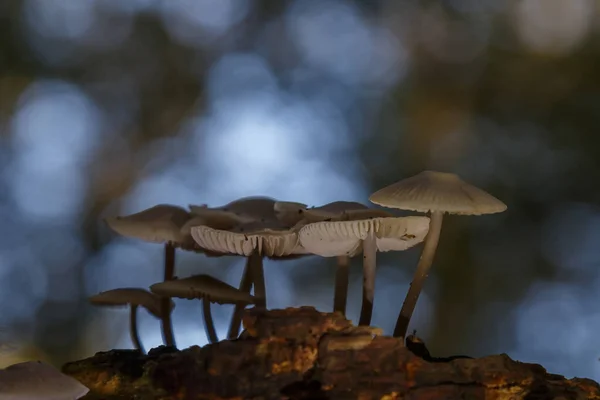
105 204 191 245
189 196 278 223
299 216 430 257
369 171 507 215
150 274 256 305
0 361 89 400
89 288 173 318
190 220 305 257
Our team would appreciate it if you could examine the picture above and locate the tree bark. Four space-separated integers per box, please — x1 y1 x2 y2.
63 307 600 400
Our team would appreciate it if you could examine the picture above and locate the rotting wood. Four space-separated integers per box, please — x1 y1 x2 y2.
62 307 600 400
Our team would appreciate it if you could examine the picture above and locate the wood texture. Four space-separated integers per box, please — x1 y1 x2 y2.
62 307 600 400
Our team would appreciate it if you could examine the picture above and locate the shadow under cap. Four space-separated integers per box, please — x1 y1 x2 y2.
369 171 507 215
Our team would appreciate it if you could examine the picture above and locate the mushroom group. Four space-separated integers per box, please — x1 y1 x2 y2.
95 171 506 352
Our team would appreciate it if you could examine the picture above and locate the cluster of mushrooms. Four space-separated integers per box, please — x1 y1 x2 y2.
90 171 507 353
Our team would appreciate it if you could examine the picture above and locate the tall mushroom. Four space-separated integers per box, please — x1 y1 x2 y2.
369 170 507 339
275 200 380 316
298 213 430 326
150 274 257 343
190 220 306 338
89 288 173 354
104 204 192 347
0 361 89 399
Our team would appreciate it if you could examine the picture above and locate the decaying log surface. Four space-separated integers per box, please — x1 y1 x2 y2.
62 306 600 400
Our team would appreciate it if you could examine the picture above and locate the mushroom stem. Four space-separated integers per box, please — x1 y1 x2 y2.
333 255 350 315
227 257 254 339
394 211 444 339
129 304 144 354
358 229 377 326
160 243 176 347
248 251 266 308
201 298 218 344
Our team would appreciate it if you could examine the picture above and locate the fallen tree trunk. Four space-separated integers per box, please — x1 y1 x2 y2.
62 307 600 399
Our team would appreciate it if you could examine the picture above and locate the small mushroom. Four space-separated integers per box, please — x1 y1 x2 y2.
190 220 306 338
104 204 192 347
299 214 430 326
89 288 174 354
369 170 507 339
0 360 89 399
150 274 256 344
275 201 391 317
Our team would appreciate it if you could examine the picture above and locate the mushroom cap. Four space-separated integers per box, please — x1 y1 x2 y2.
88 288 173 318
190 220 306 257
369 171 507 216
189 196 278 223
274 200 375 227
303 201 369 222
274 201 308 227
105 204 191 245
0 361 89 399
150 274 257 304
298 216 430 257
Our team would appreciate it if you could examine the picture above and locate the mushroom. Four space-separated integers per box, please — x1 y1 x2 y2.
0 360 89 399
189 196 278 223
369 170 507 339
298 213 430 326
89 288 174 354
150 274 256 344
104 204 193 347
275 201 383 316
190 219 306 338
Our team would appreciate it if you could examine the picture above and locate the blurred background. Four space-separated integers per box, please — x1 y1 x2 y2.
1 0 600 381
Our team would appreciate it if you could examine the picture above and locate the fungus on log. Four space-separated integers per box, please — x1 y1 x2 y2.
62 307 599 400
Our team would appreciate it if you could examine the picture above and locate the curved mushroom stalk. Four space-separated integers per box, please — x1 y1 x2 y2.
161 243 176 347
333 255 350 314
227 254 259 339
150 274 257 344
394 211 443 339
358 230 377 326
201 298 218 343
129 304 144 353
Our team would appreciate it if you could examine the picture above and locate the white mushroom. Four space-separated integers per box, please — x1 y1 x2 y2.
190 220 306 338
369 170 507 339
0 361 89 400
299 215 430 326
274 200 378 316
